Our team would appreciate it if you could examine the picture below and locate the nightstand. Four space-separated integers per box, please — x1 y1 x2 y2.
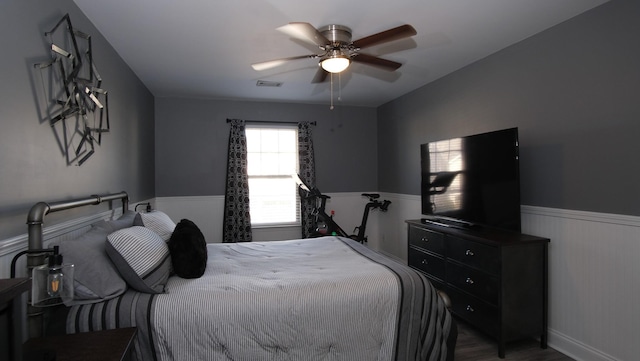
23 327 137 361
1 278 31 361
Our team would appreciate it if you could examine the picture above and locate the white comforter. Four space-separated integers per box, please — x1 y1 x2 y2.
67 236 455 361
153 237 400 360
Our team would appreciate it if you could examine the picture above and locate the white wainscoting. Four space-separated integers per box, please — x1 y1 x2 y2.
154 193 383 244
0 200 152 279
521 206 639 361
2 193 636 361
0 210 120 279
0 194 383 270
155 196 225 242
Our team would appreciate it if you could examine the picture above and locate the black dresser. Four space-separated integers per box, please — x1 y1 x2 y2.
406 219 549 358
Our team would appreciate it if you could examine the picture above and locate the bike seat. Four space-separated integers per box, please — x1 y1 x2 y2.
362 193 380 199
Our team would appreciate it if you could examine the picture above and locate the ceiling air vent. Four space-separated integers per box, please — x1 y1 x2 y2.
256 80 283 87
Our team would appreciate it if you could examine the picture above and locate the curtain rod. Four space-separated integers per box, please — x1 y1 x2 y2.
226 119 316 126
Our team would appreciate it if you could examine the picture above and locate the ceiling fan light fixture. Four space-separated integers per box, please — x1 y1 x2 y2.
321 53 350 73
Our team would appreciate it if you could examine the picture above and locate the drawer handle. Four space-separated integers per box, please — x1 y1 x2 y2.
421 236 429 243
465 277 474 285
465 249 475 256
421 259 428 265
466 305 475 312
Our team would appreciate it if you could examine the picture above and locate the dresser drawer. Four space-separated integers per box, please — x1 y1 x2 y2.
409 226 444 254
409 247 445 281
446 261 499 305
446 236 500 275
448 287 498 338
406 219 550 358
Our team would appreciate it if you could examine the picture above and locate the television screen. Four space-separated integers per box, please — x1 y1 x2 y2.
420 128 521 232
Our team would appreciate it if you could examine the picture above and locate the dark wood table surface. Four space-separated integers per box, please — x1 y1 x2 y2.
23 327 137 361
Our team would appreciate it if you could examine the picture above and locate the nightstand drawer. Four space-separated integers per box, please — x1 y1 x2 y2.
446 236 499 274
447 261 499 305
409 226 444 254
409 247 445 280
448 287 498 338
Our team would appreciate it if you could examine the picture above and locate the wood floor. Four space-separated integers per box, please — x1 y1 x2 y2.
454 319 574 361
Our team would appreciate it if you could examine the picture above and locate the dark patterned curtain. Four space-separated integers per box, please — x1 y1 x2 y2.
298 122 316 238
223 119 252 243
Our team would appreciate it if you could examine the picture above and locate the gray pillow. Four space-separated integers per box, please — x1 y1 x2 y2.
136 211 176 241
56 211 137 305
92 210 137 233
57 227 127 305
106 226 171 293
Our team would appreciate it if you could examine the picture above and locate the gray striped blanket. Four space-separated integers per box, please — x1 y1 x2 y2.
67 236 456 360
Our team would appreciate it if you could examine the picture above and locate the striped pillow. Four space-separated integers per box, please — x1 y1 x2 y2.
106 226 171 293
138 211 176 241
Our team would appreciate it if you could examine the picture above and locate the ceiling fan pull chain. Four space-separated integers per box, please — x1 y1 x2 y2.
330 72 334 110
338 72 342 102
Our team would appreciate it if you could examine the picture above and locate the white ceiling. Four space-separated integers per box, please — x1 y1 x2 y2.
72 0 608 107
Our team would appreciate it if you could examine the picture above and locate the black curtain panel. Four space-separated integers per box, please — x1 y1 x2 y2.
298 121 316 238
223 119 252 243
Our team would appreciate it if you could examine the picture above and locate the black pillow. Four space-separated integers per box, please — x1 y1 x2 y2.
168 219 207 278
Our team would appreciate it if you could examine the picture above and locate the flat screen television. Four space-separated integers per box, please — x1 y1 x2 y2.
420 127 521 232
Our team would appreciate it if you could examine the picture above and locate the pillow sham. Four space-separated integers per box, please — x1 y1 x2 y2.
92 210 137 233
56 227 127 305
135 211 176 241
106 226 171 293
168 219 208 279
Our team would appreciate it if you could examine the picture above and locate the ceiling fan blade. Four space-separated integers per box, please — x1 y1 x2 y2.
311 67 328 83
277 22 330 47
251 54 318 71
352 24 417 49
352 53 403 71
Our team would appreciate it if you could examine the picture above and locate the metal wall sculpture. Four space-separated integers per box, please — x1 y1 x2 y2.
34 14 109 166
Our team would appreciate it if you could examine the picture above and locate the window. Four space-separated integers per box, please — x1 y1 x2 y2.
245 125 299 227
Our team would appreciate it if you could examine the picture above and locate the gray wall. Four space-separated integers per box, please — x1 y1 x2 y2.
155 98 377 196
0 0 155 240
378 0 640 217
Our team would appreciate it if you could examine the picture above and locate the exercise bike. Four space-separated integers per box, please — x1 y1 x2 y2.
296 175 391 243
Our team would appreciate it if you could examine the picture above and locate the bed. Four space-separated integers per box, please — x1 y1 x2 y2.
25 192 457 361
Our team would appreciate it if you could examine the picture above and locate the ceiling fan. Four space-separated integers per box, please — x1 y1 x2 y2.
251 22 417 83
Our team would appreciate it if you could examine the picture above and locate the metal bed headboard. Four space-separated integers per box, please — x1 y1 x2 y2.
18 191 128 338
26 191 128 264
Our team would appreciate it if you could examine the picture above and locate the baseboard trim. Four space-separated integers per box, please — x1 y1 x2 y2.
548 328 622 361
